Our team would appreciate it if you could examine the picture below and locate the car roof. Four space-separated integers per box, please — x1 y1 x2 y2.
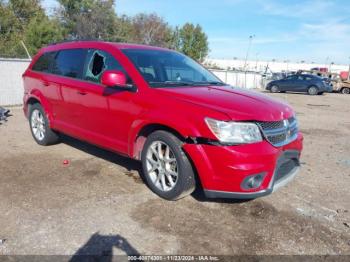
112 42 169 51
299 74 316 77
301 74 324 79
41 40 170 53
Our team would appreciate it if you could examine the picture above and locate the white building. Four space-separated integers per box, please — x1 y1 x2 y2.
206 58 349 74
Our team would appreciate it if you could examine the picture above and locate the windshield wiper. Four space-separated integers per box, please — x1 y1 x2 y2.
164 81 193 85
193 81 226 86
149 81 226 87
149 81 193 87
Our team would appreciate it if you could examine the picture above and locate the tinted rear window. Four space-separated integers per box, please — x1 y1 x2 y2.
304 75 321 81
32 52 57 73
52 49 87 79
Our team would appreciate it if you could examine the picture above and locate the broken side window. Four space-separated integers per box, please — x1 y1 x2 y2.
83 49 128 84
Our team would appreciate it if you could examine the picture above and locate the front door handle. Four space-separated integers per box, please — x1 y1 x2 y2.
77 91 87 96
42 81 50 86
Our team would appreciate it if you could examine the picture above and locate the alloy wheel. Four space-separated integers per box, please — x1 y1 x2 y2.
342 88 350 94
145 141 178 192
271 85 279 93
308 87 317 95
31 109 46 141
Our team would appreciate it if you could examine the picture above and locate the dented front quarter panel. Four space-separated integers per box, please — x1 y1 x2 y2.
127 89 230 158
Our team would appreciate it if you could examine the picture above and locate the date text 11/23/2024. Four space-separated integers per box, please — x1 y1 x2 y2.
128 255 219 261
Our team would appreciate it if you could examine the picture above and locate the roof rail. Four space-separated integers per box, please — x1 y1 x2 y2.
48 38 105 46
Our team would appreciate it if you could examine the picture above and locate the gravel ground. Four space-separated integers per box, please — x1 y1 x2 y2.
0 91 349 256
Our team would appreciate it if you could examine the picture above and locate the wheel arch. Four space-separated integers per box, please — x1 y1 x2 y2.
340 87 350 94
270 84 280 92
308 84 319 89
24 96 39 117
27 97 40 105
130 122 194 160
25 91 54 125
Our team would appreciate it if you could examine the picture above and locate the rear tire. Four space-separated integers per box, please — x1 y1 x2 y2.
341 87 350 94
29 103 60 145
141 130 196 200
308 86 318 95
270 85 279 93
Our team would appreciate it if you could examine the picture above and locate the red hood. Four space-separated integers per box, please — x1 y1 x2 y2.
156 86 294 121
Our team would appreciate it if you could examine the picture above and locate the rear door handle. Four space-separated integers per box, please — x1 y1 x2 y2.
42 81 50 86
77 91 87 95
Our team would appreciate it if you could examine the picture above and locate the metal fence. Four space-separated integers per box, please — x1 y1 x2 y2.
0 58 31 106
210 69 264 89
0 59 264 106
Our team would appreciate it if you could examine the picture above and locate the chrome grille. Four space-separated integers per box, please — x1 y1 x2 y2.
258 121 284 130
257 116 298 147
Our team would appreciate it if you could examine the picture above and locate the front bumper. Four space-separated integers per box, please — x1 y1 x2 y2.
183 132 303 199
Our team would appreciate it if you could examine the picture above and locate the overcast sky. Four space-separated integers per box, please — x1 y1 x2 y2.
43 0 350 64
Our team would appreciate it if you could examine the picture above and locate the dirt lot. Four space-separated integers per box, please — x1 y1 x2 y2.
0 91 349 256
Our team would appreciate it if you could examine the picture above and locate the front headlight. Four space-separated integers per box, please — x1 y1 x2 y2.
205 118 262 144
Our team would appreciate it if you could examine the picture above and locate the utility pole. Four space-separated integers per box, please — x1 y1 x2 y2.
325 56 329 71
244 35 255 88
255 52 259 72
254 52 259 88
244 35 255 71
286 60 290 72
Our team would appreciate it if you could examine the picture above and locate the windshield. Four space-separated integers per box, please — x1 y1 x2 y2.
121 49 224 87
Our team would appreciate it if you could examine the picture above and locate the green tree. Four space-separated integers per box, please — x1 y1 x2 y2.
8 0 43 26
131 13 174 48
0 1 20 41
177 23 209 61
0 0 44 57
57 0 118 40
25 16 64 55
1 0 210 59
0 1 24 57
170 26 181 50
0 0 64 57
113 15 135 42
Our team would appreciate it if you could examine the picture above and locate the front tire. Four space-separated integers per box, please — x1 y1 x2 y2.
341 87 350 94
29 103 60 145
308 86 318 95
270 85 279 93
141 130 196 200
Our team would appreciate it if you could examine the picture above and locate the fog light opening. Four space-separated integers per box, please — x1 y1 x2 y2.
241 173 266 190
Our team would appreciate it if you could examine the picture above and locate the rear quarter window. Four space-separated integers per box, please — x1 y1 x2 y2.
52 49 87 79
32 52 57 73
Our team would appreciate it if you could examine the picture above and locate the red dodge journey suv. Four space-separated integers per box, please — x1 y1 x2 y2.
23 41 303 200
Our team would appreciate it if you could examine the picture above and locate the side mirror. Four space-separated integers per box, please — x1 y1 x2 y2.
101 70 128 88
